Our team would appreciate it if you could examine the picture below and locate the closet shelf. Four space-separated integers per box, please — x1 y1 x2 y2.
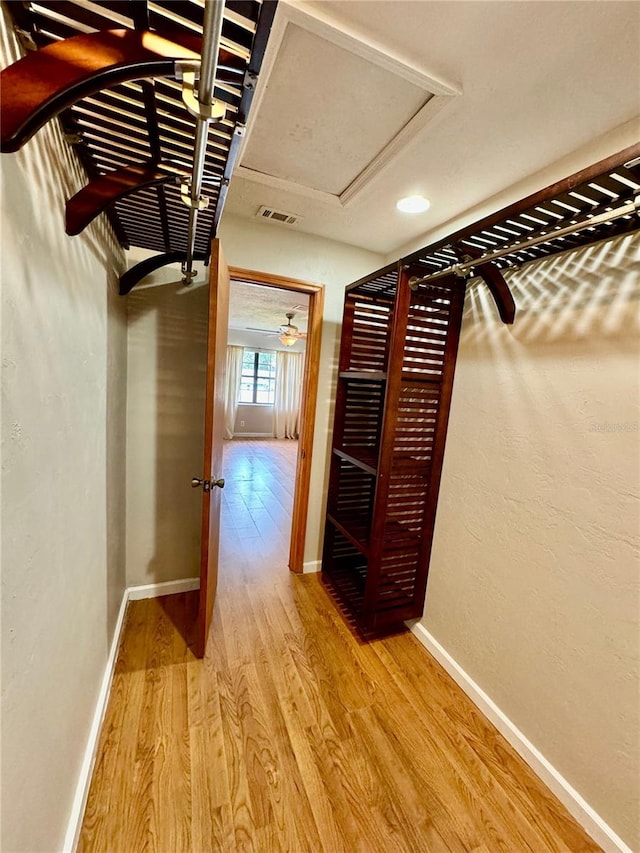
333 447 378 475
399 372 444 386
326 513 370 556
339 370 387 382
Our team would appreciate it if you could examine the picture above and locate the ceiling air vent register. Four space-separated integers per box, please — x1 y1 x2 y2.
257 205 302 225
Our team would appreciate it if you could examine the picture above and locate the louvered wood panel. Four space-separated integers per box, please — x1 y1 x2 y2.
402 288 453 380
377 550 421 616
392 384 439 464
346 295 394 372
322 527 368 617
342 268 397 373
322 261 466 636
368 282 462 626
327 458 376 551
339 379 385 464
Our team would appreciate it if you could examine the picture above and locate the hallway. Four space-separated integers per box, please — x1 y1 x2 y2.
78 441 600 852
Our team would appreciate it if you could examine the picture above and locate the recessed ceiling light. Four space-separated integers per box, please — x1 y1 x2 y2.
396 195 430 214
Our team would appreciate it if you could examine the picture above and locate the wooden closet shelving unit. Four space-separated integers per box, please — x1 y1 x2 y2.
322 261 466 634
321 143 640 637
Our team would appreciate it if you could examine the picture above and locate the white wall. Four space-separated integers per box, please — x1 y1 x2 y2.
0 12 127 852
424 232 640 848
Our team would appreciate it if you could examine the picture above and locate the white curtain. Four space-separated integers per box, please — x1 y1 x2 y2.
273 350 304 439
224 345 243 440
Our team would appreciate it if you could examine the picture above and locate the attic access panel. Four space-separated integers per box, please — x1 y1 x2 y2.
242 21 433 196
5 0 275 258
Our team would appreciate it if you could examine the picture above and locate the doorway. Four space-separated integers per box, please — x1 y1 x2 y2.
226 267 324 573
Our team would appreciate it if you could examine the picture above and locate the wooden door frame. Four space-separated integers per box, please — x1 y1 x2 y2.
229 266 324 574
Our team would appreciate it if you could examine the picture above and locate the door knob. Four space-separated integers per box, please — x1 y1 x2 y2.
191 477 225 492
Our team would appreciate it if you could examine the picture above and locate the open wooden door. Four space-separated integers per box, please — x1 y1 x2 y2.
195 239 230 658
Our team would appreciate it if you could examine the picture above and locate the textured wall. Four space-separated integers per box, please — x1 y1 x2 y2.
126 282 208 587
0 12 127 852
424 232 640 847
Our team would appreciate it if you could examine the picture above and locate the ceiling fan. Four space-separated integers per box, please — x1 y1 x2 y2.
246 313 307 347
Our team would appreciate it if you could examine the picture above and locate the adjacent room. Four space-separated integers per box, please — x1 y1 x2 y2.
223 279 309 558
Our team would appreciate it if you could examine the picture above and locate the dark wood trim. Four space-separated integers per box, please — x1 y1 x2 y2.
455 243 516 324
412 275 467 610
129 1 150 30
119 250 207 295
156 185 172 252
237 0 278 123
65 163 173 236
140 81 162 163
228 266 325 575
475 263 516 324
0 28 245 153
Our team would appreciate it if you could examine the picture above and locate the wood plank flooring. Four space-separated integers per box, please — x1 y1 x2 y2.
79 439 601 852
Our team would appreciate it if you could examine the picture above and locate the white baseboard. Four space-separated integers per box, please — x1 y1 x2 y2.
63 589 128 853
232 432 274 439
302 559 321 574
127 577 200 600
64 577 201 851
408 622 632 853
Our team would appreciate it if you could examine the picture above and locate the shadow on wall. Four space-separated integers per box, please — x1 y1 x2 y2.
462 231 640 348
1 16 127 647
126 280 208 593
454 230 640 501
0 0 122 285
424 229 639 845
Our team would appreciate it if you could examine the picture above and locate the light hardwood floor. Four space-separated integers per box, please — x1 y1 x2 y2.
79 439 601 852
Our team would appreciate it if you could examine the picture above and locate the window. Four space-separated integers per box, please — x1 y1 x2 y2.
239 349 276 404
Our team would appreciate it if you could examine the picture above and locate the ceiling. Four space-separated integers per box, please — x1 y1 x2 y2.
226 0 640 254
3 0 638 278
229 280 308 332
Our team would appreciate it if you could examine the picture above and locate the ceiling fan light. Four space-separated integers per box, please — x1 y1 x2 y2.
279 333 298 347
278 312 300 346
396 195 430 214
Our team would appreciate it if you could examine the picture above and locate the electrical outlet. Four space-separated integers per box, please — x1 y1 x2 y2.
239 420 245 427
